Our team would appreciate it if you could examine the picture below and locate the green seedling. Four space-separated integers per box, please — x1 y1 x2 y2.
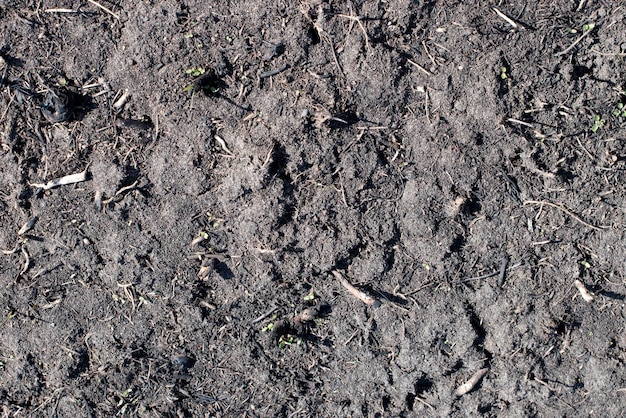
184 69 222 95
183 67 207 94
185 67 205 77
500 66 508 80
278 334 301 349
612 102 626 117
582 22 595 32
591 114 605 132
303 291 316 301
580 260 591 269
261 314 278 332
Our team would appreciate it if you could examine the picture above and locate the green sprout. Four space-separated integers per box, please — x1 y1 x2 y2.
582 22 595 32
591 114 605 133
303 291 316 301
261 314 277 332
580 260 591 269
500 66 508 80
185 67 205 77
278 334 301 349
612 102 626 118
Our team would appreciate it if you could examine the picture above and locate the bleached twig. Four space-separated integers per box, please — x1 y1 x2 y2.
332 270 381 307
87 0 120 19
455 368 489 397
30 165 90 190
574 279 594 302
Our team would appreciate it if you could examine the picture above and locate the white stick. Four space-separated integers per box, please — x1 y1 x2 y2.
30 166 89 190
574 279 594 302
493 8 518 30
455 368 489 397
113 89 130 110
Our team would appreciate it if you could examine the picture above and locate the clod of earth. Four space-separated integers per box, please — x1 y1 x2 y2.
171 355 195 372
270 305 323 346
41 89 72 123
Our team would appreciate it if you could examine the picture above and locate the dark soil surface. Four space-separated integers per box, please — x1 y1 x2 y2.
1 1 626 416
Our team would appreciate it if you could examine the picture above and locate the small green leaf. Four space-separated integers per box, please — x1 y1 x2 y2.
583 22 595 31
581 260 591 268
303 291 315 301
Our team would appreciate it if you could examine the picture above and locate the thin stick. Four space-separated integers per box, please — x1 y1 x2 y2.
523 200 608 231
493 8 519 30
406 59 432 76
30 165 90 190
112 89 130 110
1 245 19 255
506 118 534 128
325 34 344 77
87 0 120 19
332 270 381 307
455 368 489 397
259 64 288 79
343 329 361 345
18 216 38 236
414 396 434 410
497 256 509 287
44 8 77 13
458 262 522 283
250 306 278 324
336 14 370 53
574 279 594 302
20 246 30 275
555 28 592 57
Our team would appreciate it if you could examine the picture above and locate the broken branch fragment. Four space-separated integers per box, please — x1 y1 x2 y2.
332 270 381 307
455 367 489 397
574 279 594 302
30 165 90 190
18 216 38 236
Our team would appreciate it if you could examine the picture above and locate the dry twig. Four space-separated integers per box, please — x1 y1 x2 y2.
30 165 90 190
523 200 608 231
493 8 519 31
574 279 594 302
332 270 381 307
455 368 489 397
87 0 120 19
